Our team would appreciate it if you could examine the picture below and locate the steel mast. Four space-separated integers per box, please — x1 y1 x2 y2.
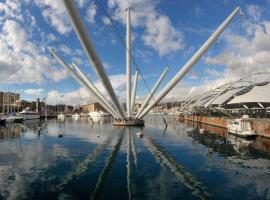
50 49 120 119
71 63 122 119
62 0 124 119
138 7 241 119
135 67 169 118
126 7 132 118
130 70 139 114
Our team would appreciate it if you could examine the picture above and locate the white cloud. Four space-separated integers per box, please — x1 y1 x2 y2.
246 4 262 22
34 0 72 35
0 19 68 84
103 62 111 69
78 0 87 8
102 16 111 25
191 5 203 17
47 88 93 106
47 33 57 41
205 20 270 80
0 0 22 22
24 88 44 95
165 82 198 102
59 44 72 55
86 2 97 24
47 73 127 105
107 0 184 55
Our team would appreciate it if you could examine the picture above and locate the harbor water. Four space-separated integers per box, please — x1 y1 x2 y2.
0 115 270 200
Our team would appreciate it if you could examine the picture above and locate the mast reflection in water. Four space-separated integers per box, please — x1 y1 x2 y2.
0 116 269 200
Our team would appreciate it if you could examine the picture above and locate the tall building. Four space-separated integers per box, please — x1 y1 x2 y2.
0 92 20 113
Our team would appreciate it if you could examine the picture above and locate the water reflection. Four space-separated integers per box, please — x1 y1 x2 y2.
54 130 116 191
91 129 124 200
0 117 269 199
142 136 211 200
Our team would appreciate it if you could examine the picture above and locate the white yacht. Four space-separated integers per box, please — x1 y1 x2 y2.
87 111 110 123
72 113 79 119
227 115 256 138
57 113 65 120
5 115 24 123
18 108 40 120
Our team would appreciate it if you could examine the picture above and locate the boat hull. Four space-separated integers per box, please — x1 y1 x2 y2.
22 115 40 120
228 129 256 138
5 117 24 123
0 119 5 125
57 114 65 120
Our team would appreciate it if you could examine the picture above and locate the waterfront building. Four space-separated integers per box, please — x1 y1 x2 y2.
81 102 107 113
0 91 20 113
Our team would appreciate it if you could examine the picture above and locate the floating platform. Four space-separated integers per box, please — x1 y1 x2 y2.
113 119 145 126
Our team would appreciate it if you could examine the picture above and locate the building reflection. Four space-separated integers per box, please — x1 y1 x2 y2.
0 120 47 141
0 123 23 140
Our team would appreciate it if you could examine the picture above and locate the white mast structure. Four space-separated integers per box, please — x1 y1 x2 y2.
50 49 121 119
56 0 240 125
62 0 125 119
135 66 169 118
130 70 139 114
137 7 241 119
126 7 132 118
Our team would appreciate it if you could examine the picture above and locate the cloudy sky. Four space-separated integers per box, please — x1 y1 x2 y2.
0 0 270 105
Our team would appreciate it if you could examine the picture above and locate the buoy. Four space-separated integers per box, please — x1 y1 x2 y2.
136 132 143 137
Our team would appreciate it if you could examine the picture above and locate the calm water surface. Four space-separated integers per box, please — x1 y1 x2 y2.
0 115 270 200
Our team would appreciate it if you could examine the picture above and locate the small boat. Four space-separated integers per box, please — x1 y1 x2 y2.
227 115 256 138
0 117 5 125
5 115 24 123
136 132 143 137
18 107 40 120
72 113 79 119
57 113 65 120
87 111 110 123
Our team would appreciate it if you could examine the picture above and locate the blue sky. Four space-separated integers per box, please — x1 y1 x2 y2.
0 0 270 105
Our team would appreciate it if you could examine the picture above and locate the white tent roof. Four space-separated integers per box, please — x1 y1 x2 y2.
208 87 246 106
228 83 270 104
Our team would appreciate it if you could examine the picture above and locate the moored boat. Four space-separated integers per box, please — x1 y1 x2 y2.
87 111 110 122
5 115 24 123
57 113 65 120
72 113 79 119
227 115 256 138
18 108 40 120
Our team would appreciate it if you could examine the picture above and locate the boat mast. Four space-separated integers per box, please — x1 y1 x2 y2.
138 7 241 119
126 7 132 118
